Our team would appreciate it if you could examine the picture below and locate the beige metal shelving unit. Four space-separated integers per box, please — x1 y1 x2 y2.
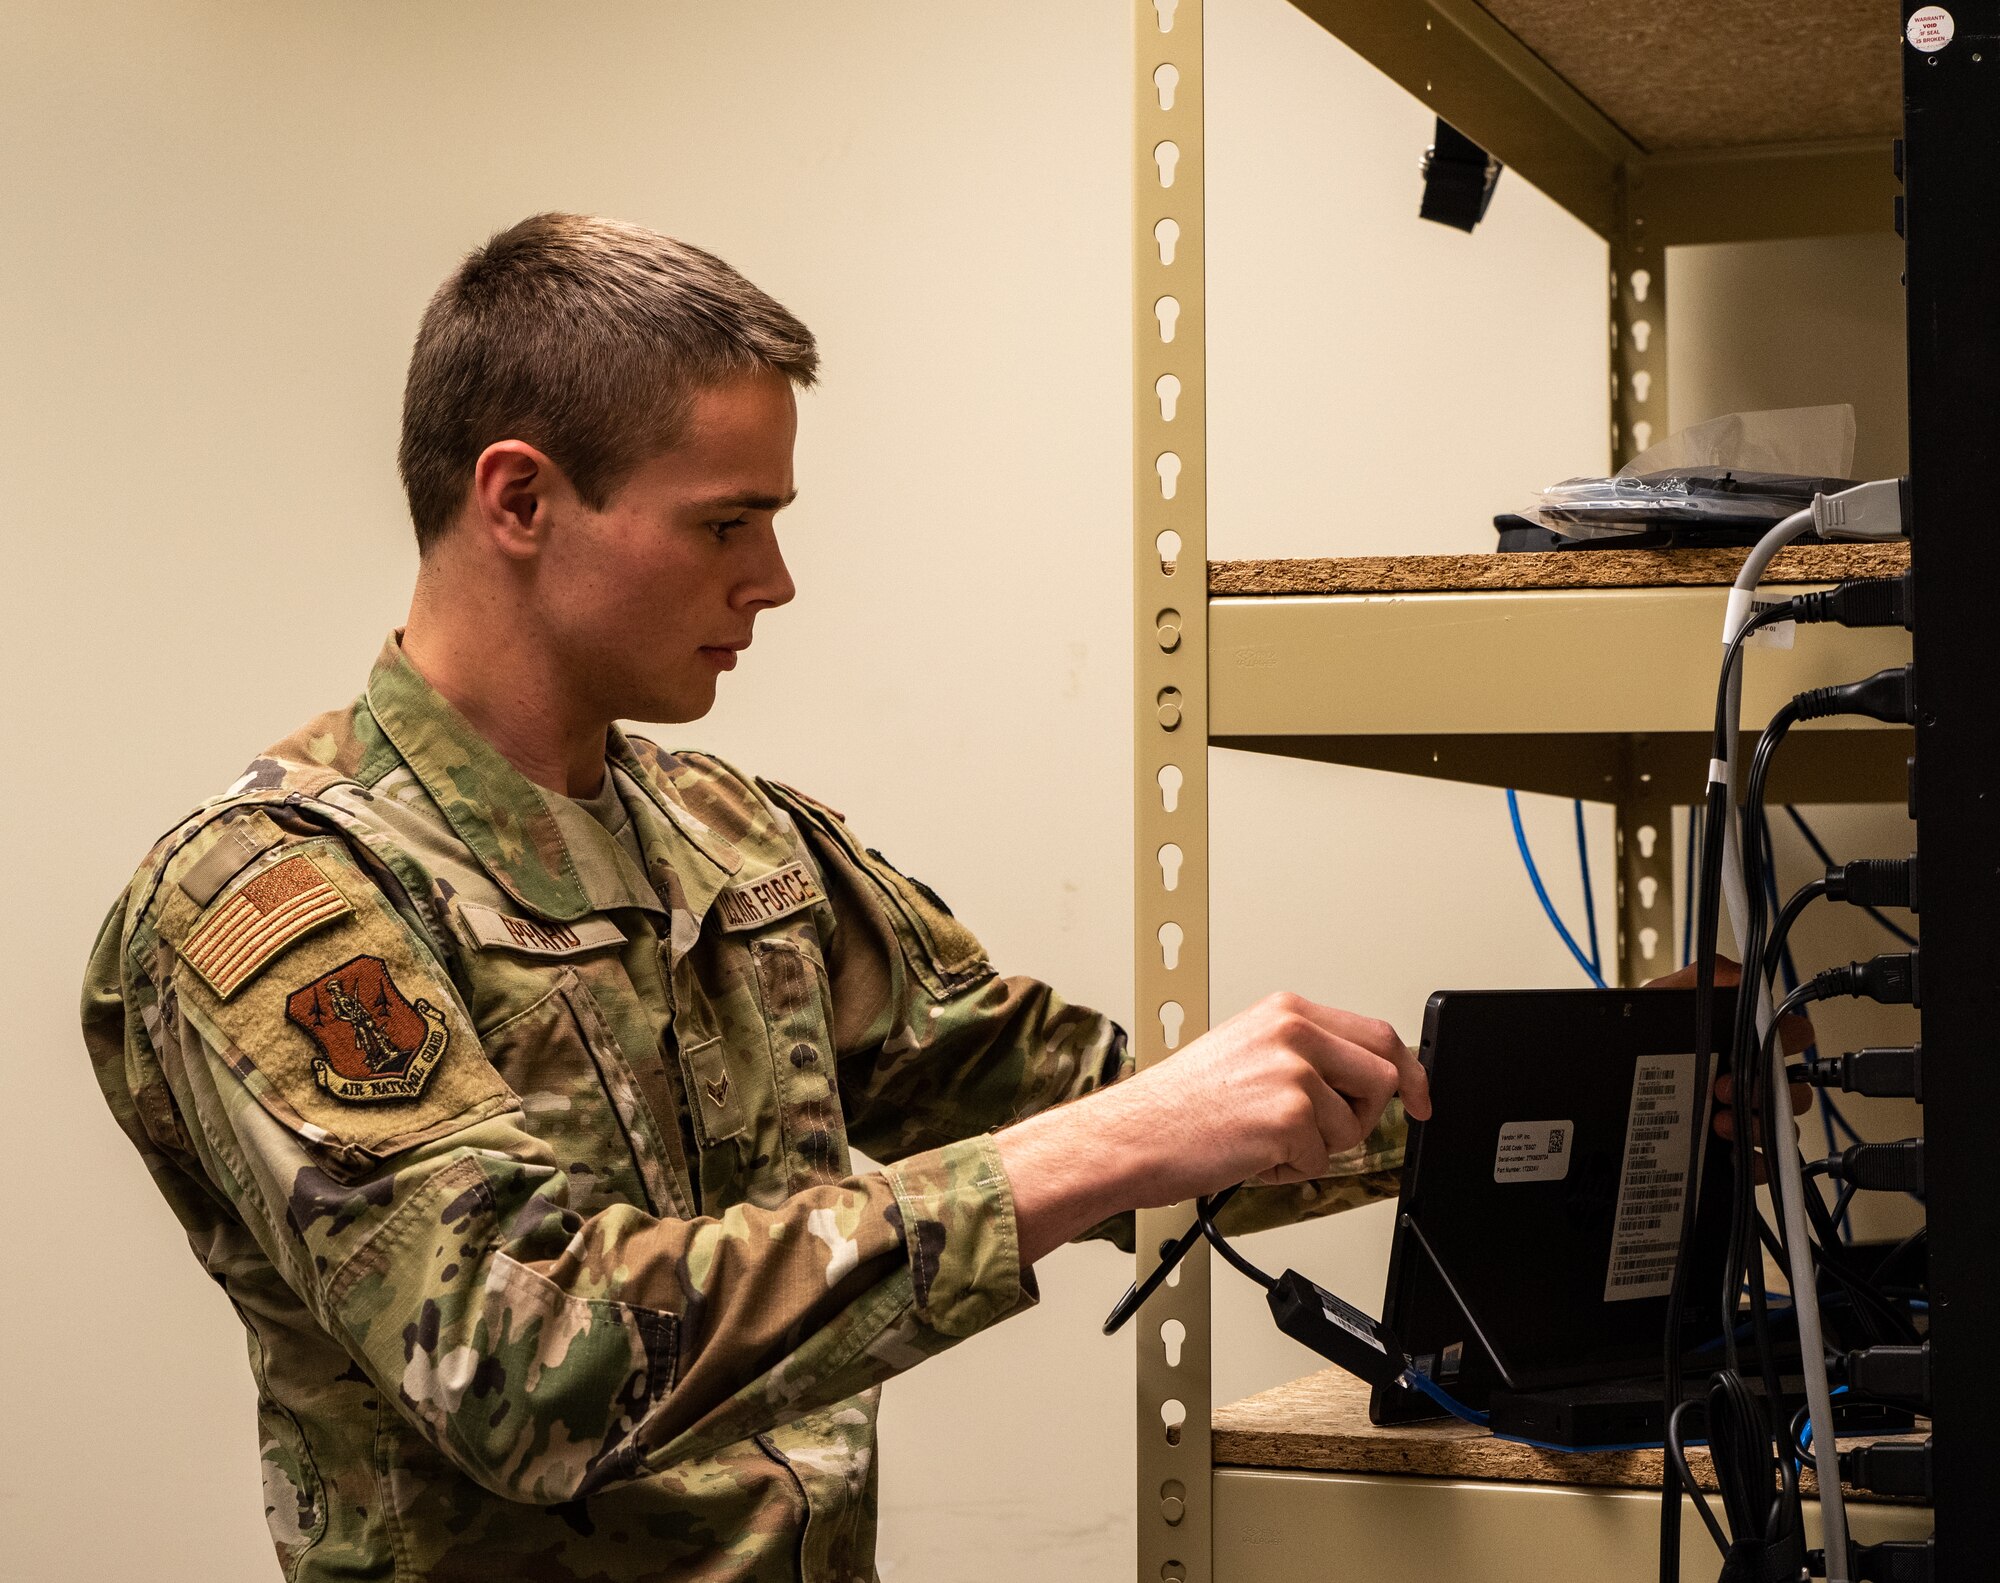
1128 3 1912 1579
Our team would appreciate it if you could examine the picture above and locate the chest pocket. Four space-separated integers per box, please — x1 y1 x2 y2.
478 969 683 1219
683 904 850 1209
747 917 850 1193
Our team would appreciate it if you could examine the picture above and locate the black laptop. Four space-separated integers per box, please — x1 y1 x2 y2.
1368 987 1740 1446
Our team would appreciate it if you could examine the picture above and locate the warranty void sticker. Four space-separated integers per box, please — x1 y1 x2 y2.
1908 6 1955 51
1493 1120 1574 1183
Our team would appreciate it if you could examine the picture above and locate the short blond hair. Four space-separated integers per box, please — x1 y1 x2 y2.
399 213 819 552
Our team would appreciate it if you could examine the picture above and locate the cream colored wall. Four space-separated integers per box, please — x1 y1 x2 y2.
1667 234 1922 1249
4 2 1909 1580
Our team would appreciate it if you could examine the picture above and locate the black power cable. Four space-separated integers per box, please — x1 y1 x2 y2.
1659 599 1800 1583
1663 646 1917 1583
1721 670 1918 1379
1719 700 1801 1397
1193 1192 1274 1290
1705 1370 1805 1576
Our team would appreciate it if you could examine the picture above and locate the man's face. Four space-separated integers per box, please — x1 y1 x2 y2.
538 369 799 724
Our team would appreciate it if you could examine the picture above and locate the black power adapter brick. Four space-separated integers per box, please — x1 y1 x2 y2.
1266 1269 1406 1388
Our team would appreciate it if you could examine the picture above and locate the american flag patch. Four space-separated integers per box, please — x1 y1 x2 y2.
181 854 352 999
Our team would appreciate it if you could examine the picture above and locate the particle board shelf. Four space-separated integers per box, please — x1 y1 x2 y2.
1213 1367 1924 1506
1207 1371 1933 1583
1204 549 1913 805
1284 0 1900 245
1210 542 1909 597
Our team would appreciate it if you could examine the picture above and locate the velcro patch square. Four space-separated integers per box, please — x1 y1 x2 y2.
181 854 352 999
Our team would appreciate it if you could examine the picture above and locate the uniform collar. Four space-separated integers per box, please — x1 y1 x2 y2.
606 732 742 961
363 635 739 928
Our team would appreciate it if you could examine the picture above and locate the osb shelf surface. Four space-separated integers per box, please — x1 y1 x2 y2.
1213 1368 1920 1504
1479 0 1898 152
1209 542 1909 597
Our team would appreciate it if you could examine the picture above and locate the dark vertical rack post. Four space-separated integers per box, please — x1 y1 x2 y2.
1903 2 2000 1568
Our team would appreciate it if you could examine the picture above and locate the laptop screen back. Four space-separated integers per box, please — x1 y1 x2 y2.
1370 986 1736 1425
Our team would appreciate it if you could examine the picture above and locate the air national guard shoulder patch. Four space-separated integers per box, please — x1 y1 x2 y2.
181 854 353 999
285 954 449 1103
714 862 824 932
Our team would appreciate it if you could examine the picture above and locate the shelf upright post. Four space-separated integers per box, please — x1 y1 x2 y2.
1611 739 1676 988
1610 164 1675 987
1610 164 1665 470
1134 2 1212 1580
1901 1 2000 1568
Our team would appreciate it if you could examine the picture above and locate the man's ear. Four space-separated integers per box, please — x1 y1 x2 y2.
468 440 565 560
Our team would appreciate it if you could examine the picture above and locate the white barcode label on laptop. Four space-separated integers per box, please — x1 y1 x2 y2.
1493 1120 1574 1182
1603 1053 1697 1303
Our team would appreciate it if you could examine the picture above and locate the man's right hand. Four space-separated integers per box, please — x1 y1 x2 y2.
993 993 1430 1266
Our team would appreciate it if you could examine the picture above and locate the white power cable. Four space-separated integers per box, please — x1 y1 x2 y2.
1712 479 1903 1582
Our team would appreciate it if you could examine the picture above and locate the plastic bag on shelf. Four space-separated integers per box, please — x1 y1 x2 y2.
1521 405 1858 541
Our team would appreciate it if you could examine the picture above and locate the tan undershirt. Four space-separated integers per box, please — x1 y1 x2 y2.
567 767 647 874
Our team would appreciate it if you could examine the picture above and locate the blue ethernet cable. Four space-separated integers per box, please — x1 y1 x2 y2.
1507 789 1607 989
1574 799 1603 981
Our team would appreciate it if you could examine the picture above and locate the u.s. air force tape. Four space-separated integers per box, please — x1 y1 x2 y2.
714 862 824 932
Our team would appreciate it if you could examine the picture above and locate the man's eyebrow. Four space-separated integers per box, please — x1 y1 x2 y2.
694 489 799 513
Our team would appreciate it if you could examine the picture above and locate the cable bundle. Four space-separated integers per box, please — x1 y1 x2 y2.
1660 482 1914 1583
1669 1372 1805 1583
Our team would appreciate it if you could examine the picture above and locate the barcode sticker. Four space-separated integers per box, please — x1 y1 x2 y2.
1603 1053 1697 1303
1494 1120 1574 1182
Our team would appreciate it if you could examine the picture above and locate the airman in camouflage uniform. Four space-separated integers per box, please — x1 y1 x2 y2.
82 213 1411 1582
84 636 1403 1581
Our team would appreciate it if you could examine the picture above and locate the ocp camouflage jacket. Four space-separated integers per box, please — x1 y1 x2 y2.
82 635 1402 1583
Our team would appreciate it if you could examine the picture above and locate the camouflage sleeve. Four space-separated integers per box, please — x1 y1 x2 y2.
756 783 1400 1247
1205 1102 1406 1242
95 814 1033 1503
760 782 1407 1251
759 781 1131 1163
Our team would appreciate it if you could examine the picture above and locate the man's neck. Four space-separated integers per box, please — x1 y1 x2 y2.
401 602 610 800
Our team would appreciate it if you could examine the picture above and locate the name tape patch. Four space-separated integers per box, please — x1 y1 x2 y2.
457 901 626 959
182 854 353 999
715 862 825 932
